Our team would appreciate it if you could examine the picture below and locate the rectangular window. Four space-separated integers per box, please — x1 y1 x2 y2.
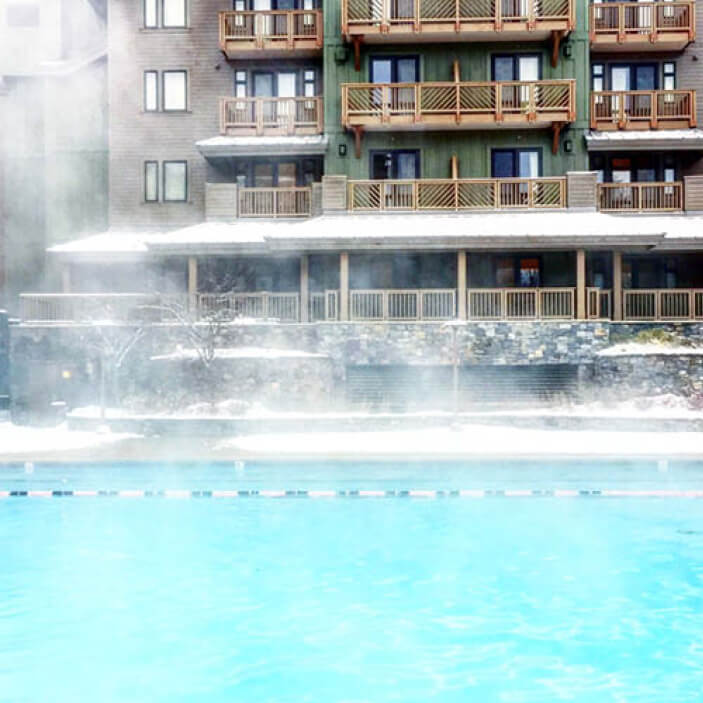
144 71 158 111
491 149 541 178
235 71 247 98
162 0 186 27
592 63 604 92
163 161 187 201
162 70 187 111
370 150 420 180
6 3 40 26
303 70 316 97
663 62 676 91
144 0 158 27
145 162 159 202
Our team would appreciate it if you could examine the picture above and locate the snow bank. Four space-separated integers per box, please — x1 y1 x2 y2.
150 346 327 361
217 424 703 457
598 342 703 357
0 422 135 457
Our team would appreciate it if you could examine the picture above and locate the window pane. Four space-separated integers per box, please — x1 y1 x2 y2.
145 162 158 201
370 59 392 84
163 0 186 27
518 150 539 178
144 0 157 27
396 152 418 179
163 71 186 110
144 72 158 111
163 162 187 201
396 59 418 83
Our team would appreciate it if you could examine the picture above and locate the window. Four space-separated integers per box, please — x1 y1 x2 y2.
491 149 541 178
369 56 419 83
162 0 187 27
370 150 420 180
235 71 247 98
144 0 158 27
592 64 604 92
163 161 187 201
492 55 541 81
303 70 316 97
663 62 676 91
162 70 187 111
6 3 39 26
145 162 159 202
144 71 158 112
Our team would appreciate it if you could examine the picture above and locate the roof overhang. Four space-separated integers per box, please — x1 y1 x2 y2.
585 129 703 152
196 135 329 158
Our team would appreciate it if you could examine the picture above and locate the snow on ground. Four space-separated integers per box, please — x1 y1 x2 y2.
598 342 703 357
218 424 703 458
150 346 327 361
0 422 136 457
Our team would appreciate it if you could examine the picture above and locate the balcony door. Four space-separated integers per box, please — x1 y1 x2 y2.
254 71 296 125
492 149 541 207
611 64 657 121
370 56 418 115
371 150 420 209
492 55 540 111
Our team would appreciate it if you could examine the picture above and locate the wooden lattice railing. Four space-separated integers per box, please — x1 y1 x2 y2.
342 0 574 31
197 292 300 322
623 289 703 320
598 182 683 212
587 288 612 320
219 10 322 50
467 288 575 319
349 178 566 211
591 90 696 129
589 1 695 43
350 289 457 320
238 187 312 218
342 81 576 126
220 97 323 136
310 290 340 322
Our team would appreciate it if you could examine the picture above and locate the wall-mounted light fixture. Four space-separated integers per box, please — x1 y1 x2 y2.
563 43 573 59
564 139 573 153
338 143 347 157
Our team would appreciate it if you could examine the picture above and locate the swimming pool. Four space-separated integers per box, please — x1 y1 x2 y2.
1 461 702 702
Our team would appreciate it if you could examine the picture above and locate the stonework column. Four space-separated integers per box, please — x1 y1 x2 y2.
457 251 467 320
612 251 623 322
339 251 349 321
300 254 309 323
576 249 586 320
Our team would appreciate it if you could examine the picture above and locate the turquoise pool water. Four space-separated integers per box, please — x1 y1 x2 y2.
1 462 703 702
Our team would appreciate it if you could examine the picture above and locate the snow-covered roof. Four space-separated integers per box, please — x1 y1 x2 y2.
48 231 152 256
196 135 329 157
586 129 703 151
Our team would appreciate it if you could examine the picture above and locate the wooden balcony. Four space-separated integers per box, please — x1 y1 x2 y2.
342 81 576 131
598 182 684 212
342 0 574 42
220 97 323 137
196 292 300 322
238 187 312 218
218 10 322 58
350 289 457 320
590 1 695 52
348 178 566 211
467 288 575 319
590 90 696 130
623 289 703 320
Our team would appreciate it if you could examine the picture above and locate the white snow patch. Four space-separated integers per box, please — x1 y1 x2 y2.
150 346 328 361
598 342 703 357
217 424 703 457
0 422 136 457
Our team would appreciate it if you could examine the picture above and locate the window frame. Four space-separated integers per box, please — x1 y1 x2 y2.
369 149 421 180
161 0 187 28
490 148 543 179
162 160 188 202
144 71 159 112
369 55 420 84
144 161 159 203
491 53 543 82
161 70 188 112
144 0 158 28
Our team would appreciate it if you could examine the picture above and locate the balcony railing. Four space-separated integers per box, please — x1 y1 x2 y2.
590 90 696 130
590 1 695 50
219 10 323 56
623 289 703 320
342 0 574 38
467 288 575 319
238 187 311 218
350 289 457 320
220 97 323 136
341 81 576 129
196 292 300 322
587 287 612 320
349 178 566 211
310 290 340 322
598 182 683 212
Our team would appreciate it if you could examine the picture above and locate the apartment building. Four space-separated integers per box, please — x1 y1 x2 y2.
23 0 703 329
0 0 108 310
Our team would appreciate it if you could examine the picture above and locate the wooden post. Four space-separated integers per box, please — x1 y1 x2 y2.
61 265 71 293
457 251 467 320
188 256 198 313
612 251 623 321
339 251 349 321
576 249 586 320
450 155 459 180
300 254 309 323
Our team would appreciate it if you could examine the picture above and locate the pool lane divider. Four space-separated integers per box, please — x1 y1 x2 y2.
1 489 703 498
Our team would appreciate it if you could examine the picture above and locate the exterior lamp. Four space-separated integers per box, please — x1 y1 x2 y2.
563 43 573 59
564 139 573 153
338 143 347 157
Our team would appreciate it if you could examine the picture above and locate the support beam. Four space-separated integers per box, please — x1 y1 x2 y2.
453 60 461 83
300 254 309 323
188 256 198 312
353 126 363 159
612 251 623 322
352 36 362 72
551 123 563 155
457 251 467 320
450 155 459 180
339 251 349 321
576 249 586 320
551 30 565 68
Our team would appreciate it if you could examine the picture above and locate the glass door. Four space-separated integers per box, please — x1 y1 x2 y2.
276 72 297 127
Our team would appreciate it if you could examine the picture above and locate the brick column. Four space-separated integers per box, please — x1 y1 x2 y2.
612 251 623 322
457 250 467 320
576 249 586 320
339 251 349 321
300 254 309 323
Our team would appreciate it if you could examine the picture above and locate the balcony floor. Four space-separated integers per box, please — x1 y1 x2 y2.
344 24 569 43
590 34 692 52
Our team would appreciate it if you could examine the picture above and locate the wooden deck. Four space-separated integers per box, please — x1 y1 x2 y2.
341 81 576 130
590 1 695 52
220 97 323 137
342 0 574 42
591 90 696 130
238 187 312 218
218 10 323 58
